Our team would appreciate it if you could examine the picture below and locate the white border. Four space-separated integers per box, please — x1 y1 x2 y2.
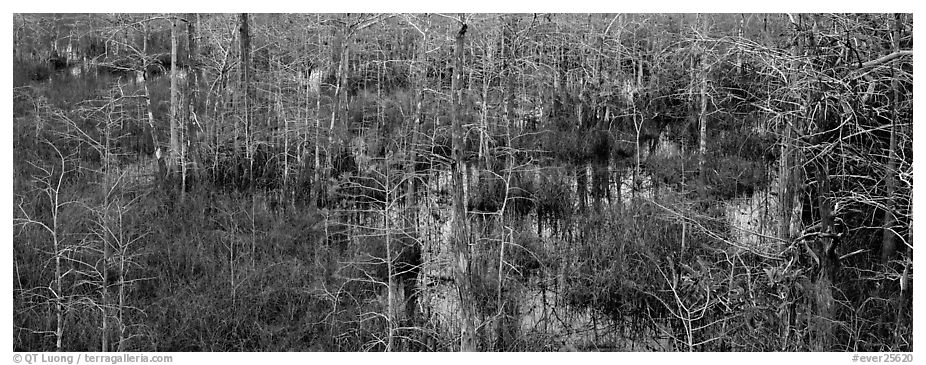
3 5 922 364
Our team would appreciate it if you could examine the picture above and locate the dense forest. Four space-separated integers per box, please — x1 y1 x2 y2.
12 13 912 352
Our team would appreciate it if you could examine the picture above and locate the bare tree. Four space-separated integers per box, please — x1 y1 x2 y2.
14 141 75 352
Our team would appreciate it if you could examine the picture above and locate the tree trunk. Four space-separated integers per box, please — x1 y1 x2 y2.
697 14 710 190
881 12 904 348
479 37 491 170
812 162 837 351
141 21 167 186
239 13 252 186
404 15 430 324
185 13 201 193
169 16 181 176
881 13 901 266
778 14 803 244
776 16 805 350
101 101 114 352
327 21 349 195
312 15 323 208
495 16 519 350
384 170 396 351
451 17 477 352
